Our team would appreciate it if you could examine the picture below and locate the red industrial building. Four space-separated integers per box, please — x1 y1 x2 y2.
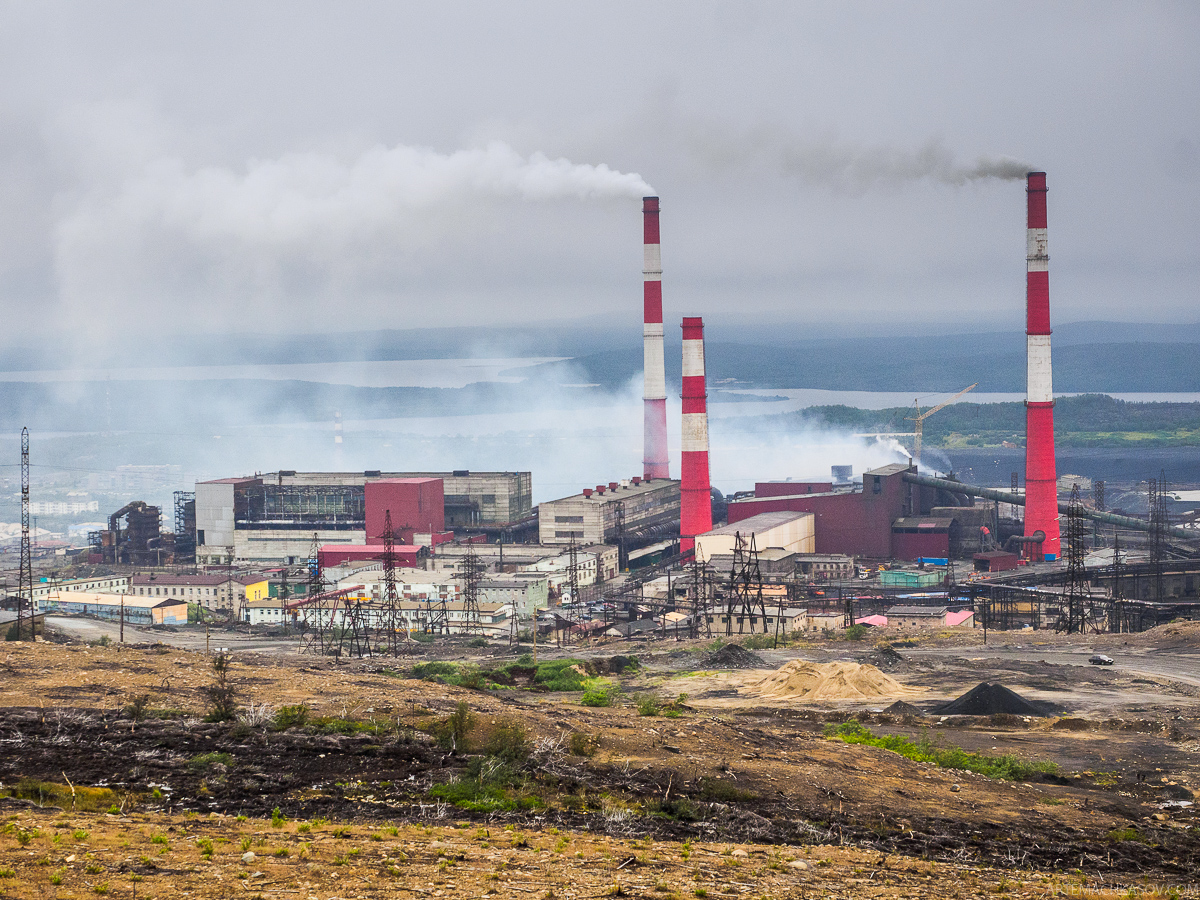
318 544 423 569
365 478 444 544
728 463 959 561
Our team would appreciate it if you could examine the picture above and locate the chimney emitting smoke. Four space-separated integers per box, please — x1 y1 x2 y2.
1023 172 1060 561
642 197 669 481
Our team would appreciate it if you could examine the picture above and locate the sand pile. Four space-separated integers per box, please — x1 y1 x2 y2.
934 682 1046 717
704 644 767 670
745 660 908 701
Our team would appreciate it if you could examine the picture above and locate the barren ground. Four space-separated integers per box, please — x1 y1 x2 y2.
0 622 1197 898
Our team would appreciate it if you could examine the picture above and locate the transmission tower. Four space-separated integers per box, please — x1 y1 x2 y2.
557 541 582 647
726 532 767 634
1148 472 1168 604
17 428 34 640
301 533 330 654
459 542 485 637
1055 485 1095 634
381 511 401 654
687 557 713 639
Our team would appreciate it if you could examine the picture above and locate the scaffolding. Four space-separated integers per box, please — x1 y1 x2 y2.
174 491 196 561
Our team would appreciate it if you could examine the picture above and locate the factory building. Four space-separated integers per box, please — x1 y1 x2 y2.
728 464 922 559
195 470 531 565
538 477 680 546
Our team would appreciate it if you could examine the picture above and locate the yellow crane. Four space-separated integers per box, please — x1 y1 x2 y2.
907 383 977 468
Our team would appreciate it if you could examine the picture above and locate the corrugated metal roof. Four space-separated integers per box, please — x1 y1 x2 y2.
886 605 948 616
704 510 811 536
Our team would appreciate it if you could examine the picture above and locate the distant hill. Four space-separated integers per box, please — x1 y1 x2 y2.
522 339 1200 393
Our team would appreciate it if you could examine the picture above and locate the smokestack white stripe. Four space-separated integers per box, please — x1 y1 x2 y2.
1026 334 1054 403
681 412 709 452
644 329 667 399
643 243 662 279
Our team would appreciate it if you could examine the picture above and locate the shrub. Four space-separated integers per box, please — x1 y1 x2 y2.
468 636 489 648
580 679 617 707
568 732 599 757
412 662 459 680
274 704 310 730
433 701 476 752
123 694 151 723
844 624 869 641
636 695 661 716
483 721 529 762
202 652 238 722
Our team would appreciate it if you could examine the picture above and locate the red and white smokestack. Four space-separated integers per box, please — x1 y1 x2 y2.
1023 172 1061 561
680 316 712 554
642 197 669 480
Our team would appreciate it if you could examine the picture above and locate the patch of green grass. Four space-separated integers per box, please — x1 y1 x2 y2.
1 779 122 813
824 722 1059 781
533 659 593 692
580 677 618 707
273 704 310 729
696 777 760 804
187 752 233 773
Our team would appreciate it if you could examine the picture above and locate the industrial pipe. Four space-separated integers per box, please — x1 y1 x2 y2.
902 472 1197 542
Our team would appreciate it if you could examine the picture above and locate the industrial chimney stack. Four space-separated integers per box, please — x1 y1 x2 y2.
642 197 669 480
680 316 712 554
1023 172 1061 560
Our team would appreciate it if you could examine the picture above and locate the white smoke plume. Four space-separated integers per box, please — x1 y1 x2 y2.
61 139 653 248
52 139 653 339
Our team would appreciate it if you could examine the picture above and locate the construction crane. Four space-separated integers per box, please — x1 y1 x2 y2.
907 383 977 468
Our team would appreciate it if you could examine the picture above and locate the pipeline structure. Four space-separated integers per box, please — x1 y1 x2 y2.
902 471 1197 543
642 197 669 481
1023 172 1060 561
680 316 712 554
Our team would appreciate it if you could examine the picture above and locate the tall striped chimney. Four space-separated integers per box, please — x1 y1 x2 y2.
642 197 669 480
680 316 712 554
1023 172 1060 561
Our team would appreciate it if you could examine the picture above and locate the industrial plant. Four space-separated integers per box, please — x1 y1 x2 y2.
4 175 1198 650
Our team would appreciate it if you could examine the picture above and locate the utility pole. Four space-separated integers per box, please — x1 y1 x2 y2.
18 428 34 640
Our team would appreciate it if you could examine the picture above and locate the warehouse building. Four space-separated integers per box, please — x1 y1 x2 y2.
31 576 129 602
39 591 188 626
694 511 815 563
538 477 680 545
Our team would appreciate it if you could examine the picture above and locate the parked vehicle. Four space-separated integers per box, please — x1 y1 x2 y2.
1088 654 1114 665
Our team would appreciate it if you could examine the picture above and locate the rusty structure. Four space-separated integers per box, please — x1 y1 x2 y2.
92 501 167 565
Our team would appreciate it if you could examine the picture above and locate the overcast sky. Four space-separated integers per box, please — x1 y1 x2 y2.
1 2 1197 346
